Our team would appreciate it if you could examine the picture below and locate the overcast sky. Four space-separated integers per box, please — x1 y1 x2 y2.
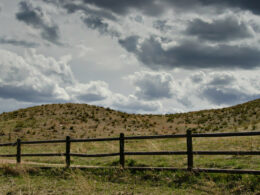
0 0 260 114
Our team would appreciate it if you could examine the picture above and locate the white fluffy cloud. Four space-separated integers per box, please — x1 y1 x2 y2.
0 49 162 113
0 49 109 103
127 71 175 100
111 94 162 113
188 71 260 105
1 0 260 114
0 49 71 102
125 70 260 111
67 81 110 102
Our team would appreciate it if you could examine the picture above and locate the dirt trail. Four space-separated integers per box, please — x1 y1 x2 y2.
0 158 64 167
0 158 119 169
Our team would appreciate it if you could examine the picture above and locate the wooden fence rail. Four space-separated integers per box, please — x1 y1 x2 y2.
0 130 260 174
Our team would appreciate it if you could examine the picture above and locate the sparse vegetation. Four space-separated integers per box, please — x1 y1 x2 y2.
0 99 259 143
0 165 259 194
0 99 259 194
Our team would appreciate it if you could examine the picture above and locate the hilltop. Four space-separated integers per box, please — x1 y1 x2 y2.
0 98 259 142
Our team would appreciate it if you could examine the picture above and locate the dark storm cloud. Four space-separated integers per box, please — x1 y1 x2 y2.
185 16 253 42
0 36 38 47
43 0 120 37
190 72 260 105
45 0 260 16
61 2 117 21
202 87 245 105
166 0 260 15
77 94 106 102
128 72 174 100
208 74 235 86
120 36 260 70
82 16 120 37
16 1 61 44
43 0 260 20
43 0 164 16
207 0 260 15
201 87 260 105
0 85 63 103
153 20 172 32
81 0 164 16
118 36 139 52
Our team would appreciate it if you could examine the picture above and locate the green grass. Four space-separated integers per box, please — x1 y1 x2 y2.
0 166 259 194
1 136 260 170
0 99 259 194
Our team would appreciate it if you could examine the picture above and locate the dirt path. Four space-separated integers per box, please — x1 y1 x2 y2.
0 158 64 167
0 158 119 169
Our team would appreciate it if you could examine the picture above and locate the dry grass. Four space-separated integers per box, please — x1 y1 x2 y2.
0 166 259 194
0 99 259 194
0 99 259 143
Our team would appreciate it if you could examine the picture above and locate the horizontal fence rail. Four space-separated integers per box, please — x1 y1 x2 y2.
21 140 66 145
0 142 16 147
0 130 260 174
192 131 260 137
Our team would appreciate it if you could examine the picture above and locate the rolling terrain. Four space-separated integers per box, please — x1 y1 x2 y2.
0 98 259 142
0 99 260 194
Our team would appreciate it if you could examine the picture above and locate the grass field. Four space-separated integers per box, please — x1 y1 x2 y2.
1 135 260 170
0 165 260 194
0 99 260 194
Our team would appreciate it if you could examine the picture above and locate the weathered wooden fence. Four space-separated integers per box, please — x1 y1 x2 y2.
1 130 260 174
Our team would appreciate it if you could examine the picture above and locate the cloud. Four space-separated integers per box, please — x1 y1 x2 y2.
80 0 164 16
43 0 120 37
67 81 110 102
44 0 260 17
125 71 193 107
16 1 61 44
165 0 260 15
0 49 72 102
119 36 260 70
58 1 117 21
111 94 162 113
0 98 36 114
0 48 163 113
127 71 174 100
0 49 111 103
185 16 253 42
82 15 120 37
189 71 260 105
0 36 38 47
190 71 206 83
118 35 139 52
153 20 172 33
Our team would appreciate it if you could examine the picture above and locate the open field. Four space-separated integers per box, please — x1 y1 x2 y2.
0 166 260 194
0 99 259 143
1 135 260 170
0 99 260 194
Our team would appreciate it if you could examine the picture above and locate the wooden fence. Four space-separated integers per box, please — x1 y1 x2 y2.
0 130 260 174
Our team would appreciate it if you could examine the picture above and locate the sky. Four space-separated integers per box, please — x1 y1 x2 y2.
0 0 260 114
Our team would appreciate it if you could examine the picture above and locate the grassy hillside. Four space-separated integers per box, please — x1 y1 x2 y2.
0 99 260 194
0 166 260 195
0 98 259 142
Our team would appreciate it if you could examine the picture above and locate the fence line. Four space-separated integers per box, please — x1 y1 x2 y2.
0 130 260 174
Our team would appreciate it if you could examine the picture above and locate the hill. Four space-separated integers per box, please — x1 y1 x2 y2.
0 99 260 194
0 98 259 142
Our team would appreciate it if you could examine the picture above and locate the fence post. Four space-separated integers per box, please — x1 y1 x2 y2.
120 133 125 168
66 136 71 168
16 138 21 164
186 130 193 171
